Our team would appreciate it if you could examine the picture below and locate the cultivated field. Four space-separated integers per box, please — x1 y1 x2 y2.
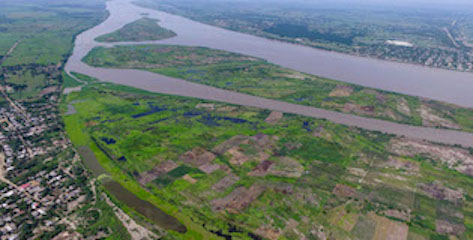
64 79 473 239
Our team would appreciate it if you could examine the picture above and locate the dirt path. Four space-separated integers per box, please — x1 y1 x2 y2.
1 113 33 157
0 39 21 65
1 89 32 123
0 152 6 178
102 193 161 240
0 89 34 157
0 152 42 203
62 71 88 95
443 27 460 48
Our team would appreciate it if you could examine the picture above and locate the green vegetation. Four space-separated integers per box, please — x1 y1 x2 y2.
0 0 106 66
83 44 473 132
62 72 82 88
95 17 176 42
0 0 106 99
3 68 48 99
135 0 473 71
75 187 131 240
64 79 473 239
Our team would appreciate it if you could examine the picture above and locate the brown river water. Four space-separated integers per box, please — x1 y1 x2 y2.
67 0 473 108
65 0 473 148
65 0 473 232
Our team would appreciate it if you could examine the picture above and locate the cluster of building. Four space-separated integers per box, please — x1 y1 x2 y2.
356 44 473 71
0 82 91 239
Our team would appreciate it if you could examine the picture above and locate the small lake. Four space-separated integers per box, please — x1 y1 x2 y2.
102 180 187 233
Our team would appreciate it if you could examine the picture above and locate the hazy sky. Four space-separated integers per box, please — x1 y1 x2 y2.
308 0 473 7
279 0 473 11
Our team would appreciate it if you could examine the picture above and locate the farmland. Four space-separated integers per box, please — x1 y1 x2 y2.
95 17 177 42
84 44 473 132
64 77 473 239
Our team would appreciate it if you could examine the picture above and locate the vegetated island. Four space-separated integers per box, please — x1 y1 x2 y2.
95 17 176 42
83 44 473 132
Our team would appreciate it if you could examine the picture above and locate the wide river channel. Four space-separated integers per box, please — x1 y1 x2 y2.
65 0 473 232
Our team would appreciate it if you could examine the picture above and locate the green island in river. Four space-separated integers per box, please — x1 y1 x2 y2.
95 17 177 42
84 44 473 132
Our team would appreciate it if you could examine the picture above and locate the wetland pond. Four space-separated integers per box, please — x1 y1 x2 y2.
77 146 187 233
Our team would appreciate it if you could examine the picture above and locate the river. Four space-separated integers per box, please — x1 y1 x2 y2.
66 0 473 108
65 0 473 148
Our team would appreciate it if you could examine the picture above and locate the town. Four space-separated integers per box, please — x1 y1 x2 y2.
0 63 93 239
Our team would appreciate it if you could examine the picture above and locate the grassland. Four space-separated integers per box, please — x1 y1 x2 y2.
95 17 177 42
63 78 473 239
0 0 107 100
0 0 106 67
83 44 473 132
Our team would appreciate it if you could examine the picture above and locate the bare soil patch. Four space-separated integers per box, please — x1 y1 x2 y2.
389 138 473 176
418 182 464 204
213 135 249 155
182 174 197 184
211 173 239 192
267 157 304 178
343 103 375 116
332 184 359 199
419 105 460 129
248 160 274 177
211 184 265 213
371 213 409 240
255 226 282 240
198 164 221 174
138 160 178 185
179 147 216 167
396 98 411 116
329 85 354 97
436 220 465 236
264 111 283 124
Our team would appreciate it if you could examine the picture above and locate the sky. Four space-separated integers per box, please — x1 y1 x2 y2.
301 0 473 7
268 0 473 12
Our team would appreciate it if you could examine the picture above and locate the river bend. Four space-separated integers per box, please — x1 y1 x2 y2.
65 0 473 148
